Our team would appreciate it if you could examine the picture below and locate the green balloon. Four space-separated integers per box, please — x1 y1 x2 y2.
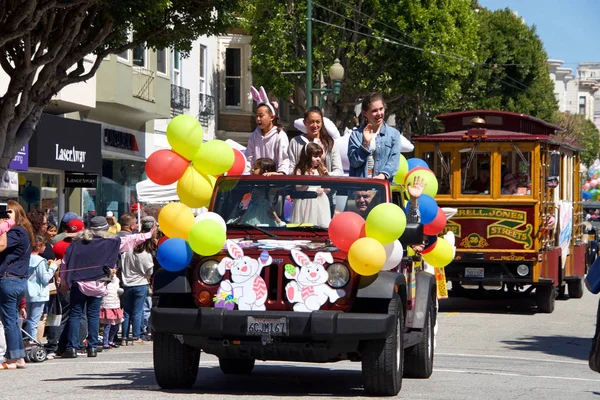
365 203 407 245
394 155 409 185
188 219 226 256
192 140 235 176
167 115 203 161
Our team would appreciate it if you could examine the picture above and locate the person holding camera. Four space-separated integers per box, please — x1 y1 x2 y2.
0 201 34 370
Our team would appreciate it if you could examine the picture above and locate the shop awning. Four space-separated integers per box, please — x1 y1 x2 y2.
136 179 178 203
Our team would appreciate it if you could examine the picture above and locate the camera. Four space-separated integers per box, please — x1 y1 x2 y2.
0 203 10 219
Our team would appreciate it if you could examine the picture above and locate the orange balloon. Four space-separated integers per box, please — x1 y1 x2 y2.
227 149 246 176
145 149 189 185
329 212 366 252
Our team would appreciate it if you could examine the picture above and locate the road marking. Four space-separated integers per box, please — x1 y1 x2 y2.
444 312 459 317
38 361 221 366
435 368 600 383
437 352 587 365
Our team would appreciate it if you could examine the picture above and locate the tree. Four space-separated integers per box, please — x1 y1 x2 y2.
0 0 240 170
458 7 557 121
554 111 600 167
241 0 480 135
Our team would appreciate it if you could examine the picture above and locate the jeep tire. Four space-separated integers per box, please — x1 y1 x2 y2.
154 332 200 389
361 294 403 396
219 358 256 374
404 296 435 378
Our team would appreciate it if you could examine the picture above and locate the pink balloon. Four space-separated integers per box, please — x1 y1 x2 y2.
583 183 590 190
329 212 366 252
592 179 598 187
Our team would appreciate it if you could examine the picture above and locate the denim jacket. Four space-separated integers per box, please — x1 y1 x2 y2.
347 122 401 180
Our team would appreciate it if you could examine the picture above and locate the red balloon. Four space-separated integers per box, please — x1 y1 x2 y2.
158 235 169 247
146 149 189 185
423 207 446 235
329 212 366 252
227 149 246 176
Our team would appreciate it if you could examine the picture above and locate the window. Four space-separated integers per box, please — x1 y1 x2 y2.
172 50 181 85
157 48 167 74
117 49 129 61
422 150 451 195
132 33 146 67
580 96 586 115
225 48 241 107
461 151 491 195
199 45 207 97
500 148 532 196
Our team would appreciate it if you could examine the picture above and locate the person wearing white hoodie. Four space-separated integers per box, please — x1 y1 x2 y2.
245 102 290 175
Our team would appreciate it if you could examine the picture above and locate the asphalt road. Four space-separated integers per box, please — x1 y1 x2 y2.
4 290 600 399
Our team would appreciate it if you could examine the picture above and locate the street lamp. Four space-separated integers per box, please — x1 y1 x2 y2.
308 59 345 108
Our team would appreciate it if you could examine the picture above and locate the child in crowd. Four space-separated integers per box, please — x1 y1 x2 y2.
100 275 124 349
237 158 285 227
290 143 331 227
245 86 290 175
25 235 60 344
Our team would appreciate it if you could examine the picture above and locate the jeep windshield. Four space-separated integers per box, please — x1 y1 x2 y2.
212 176 389 229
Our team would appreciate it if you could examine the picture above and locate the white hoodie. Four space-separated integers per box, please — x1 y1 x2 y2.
244 126 290 174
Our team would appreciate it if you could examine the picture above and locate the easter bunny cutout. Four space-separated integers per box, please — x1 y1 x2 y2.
250 86 278 116
284 249 345 312
216 240 272 311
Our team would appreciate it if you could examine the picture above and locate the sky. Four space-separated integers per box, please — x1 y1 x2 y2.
479 0 600 69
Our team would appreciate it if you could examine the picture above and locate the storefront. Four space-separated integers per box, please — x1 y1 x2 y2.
26 114 102 222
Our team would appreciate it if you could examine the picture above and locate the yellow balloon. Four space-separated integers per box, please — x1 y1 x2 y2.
158 202 195 240
365 203 407 244
206 174 217 188
167 115 203 161
188 219 226 256
394 155 409 185
18 175 26 185
177 166 213 208
422 237 454 268
405 168 438 198
192 140 235 176
348 237 386 276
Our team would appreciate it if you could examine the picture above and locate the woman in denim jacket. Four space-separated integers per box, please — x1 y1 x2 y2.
348 92 401 180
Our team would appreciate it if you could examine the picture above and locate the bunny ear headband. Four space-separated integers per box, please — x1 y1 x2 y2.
251 86 278 116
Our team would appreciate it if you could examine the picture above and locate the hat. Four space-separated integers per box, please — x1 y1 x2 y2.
480 162 490 171
65 219 85 237
106 211 114 218
504 173 518 186
131 203 141 212
89 216 109 231
141 216 156 233
61 212 78 225
53 239 71 259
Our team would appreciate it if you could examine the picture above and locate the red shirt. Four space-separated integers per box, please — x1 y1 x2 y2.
53 238 73 259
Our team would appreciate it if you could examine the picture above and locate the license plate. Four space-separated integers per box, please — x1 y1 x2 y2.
246 316 288 336
465 267 484 278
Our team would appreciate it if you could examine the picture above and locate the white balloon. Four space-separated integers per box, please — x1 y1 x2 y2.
335 134 350 175
400 134 414 153
195 211 226 231
382 240 404 271
294 117 341 139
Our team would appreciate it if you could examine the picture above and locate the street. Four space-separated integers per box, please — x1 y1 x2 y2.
4 290 600 400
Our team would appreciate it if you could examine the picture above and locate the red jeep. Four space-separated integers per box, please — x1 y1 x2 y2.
151 175 437 396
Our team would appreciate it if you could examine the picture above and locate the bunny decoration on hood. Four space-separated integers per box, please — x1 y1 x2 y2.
251 86 279 116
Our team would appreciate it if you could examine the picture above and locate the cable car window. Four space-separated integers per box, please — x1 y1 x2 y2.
461 150 491 195
422 149 451 195
500 147 531 195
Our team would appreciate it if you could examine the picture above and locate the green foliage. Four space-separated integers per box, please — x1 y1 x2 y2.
553 111 600 167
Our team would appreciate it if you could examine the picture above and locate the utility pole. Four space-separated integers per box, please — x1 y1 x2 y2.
306 0 313 107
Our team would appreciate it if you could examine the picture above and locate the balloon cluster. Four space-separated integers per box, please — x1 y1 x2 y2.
329 156 456 276
146 115 246 272
583 160 600 200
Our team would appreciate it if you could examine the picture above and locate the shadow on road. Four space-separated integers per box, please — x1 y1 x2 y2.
439 296 537 315
501 335 591 361
45 364 369 396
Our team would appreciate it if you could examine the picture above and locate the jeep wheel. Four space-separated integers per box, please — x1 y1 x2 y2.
404 296 435 378
361 294 403 396
219 358 256 374
568 278 584 299
536 285 555 313
153 333 200 389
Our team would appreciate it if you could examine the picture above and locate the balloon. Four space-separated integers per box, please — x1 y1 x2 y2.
158 235 169 247
366 203 407 244
405 167 439 198
407 158 429 171
158 202 195 240
329 212 366 252
166 115 203 160
423 207 446 236
193 140 235 176
227 149 247 176
417 194 438 225
177 166 214 208
188 219 227 256
422 237 454 268
157 238 193 272
145 149 189 185
382 240 404 271
583 183 590 190
22 186 40 204
195 211 226 231
348 237 387 276
394 155 409 185
592 179 598 187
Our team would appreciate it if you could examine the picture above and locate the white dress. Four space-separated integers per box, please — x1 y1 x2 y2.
290 170 331 227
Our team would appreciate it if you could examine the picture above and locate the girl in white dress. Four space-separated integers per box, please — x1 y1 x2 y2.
290 143 331 227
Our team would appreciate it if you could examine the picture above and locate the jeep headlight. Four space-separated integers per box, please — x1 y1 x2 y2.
327 263 350 288
199 260 222 285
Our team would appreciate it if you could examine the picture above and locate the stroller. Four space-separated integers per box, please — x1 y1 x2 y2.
21 327 48 363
